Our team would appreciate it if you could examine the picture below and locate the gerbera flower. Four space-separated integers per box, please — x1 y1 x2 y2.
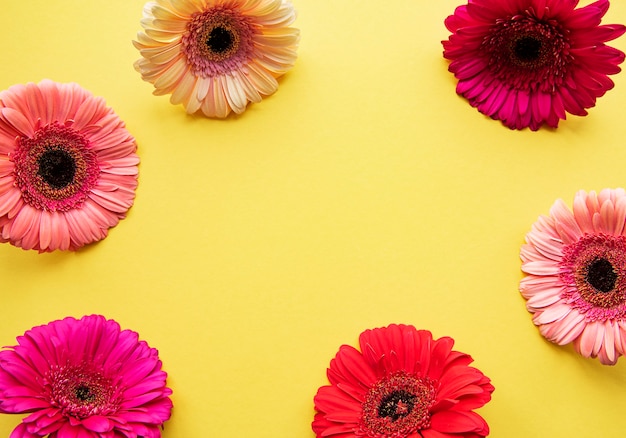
133 0 300 118
520 189 626 365
0 315 173 437
442 0 626 130
312 324 494 438
0 80 139 252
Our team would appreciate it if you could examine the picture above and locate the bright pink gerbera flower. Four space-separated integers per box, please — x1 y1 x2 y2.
0 315 173 437
442 0 626 130
521 189 626 365
312 324 494 438
0 80 139 252
133 0 300 118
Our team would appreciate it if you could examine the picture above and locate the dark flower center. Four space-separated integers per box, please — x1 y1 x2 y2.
37 148 76 189
513 35 543 63
360 372 436 436
378 390 416 421
182 7 256 77
47 364 120 418
12 123 100 212
74 384 96 402
560 234 626 320
483 15 570 91
207 26 234 54
586 258 618 293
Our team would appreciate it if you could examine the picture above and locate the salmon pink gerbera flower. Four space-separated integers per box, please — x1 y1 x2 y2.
312 324 494 438
133 0 300 118
0 315 173 437
442 0 626 130
0 80 139 252
521 189 626 365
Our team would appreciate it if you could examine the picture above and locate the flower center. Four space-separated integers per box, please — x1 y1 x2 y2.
378 390 416 421
560 234 626 321
512 35 543 64
586 258 618 293
360 371 436 437
75 384 96 402
207 26 234 54
482 14 571 91
46 364 120 418
182 6 256 78
11 123 100 212
37 148 76 189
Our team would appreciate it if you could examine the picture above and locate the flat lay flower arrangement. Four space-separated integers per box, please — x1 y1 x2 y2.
2 0 626 436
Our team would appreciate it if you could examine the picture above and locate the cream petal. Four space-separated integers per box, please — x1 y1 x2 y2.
232 70 262 103
170 71 197 105
245 63 279 95
153 58 189 93
213 76 231 118
223 74 248 114
196 77 210 101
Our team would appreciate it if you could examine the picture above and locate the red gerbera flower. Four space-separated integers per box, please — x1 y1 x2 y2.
312 324 494 438
0 315 173 437
0 80 139 252
442 0 626 130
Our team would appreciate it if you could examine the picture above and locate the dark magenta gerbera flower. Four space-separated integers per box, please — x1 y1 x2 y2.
0 315 173 437
312 324 494 438
443 0 626 130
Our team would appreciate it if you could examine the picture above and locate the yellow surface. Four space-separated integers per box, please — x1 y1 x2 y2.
2 0 626 436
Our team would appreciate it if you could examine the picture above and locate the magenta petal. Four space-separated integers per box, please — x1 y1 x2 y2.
81 416 114 433
442 0 625 130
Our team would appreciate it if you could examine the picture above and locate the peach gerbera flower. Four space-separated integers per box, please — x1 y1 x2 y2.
521 189 626 365
133 0 300 118
0 80 139 252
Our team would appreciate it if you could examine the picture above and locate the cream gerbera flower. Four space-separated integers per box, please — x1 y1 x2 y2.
133 0 300 118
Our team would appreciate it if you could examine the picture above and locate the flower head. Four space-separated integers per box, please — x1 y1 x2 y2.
312 324 494 438
0 80 139 252
520 189 626 365
0 315 173 437
442 0 626 130
134 0 300 118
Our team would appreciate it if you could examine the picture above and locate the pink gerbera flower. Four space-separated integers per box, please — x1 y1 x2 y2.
521 189 626 365
442 0 626 130
133 0 300 118
312 324 494 438
0 315 173 437
0 80 139 252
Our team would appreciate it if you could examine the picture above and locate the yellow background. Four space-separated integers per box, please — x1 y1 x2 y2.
2 0 626 436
